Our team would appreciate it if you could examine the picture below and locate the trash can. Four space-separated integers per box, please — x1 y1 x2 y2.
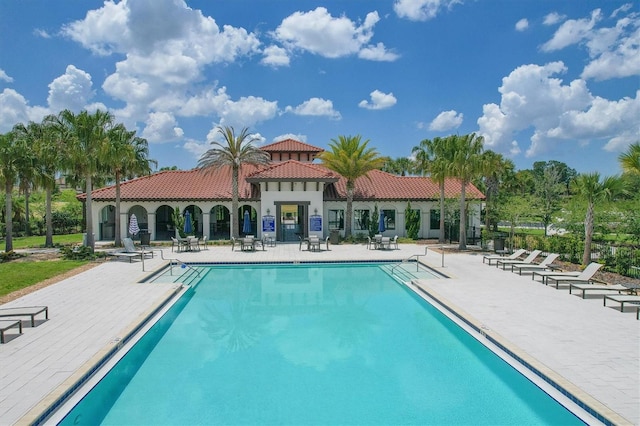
330 230 340 245
493 233 506 252
139 231 151 246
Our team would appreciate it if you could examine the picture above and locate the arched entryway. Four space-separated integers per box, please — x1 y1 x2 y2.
98 204 115 240
127 205 148 240
155 205 175 240
239 205 257 237
210 205 230 240
184 205 203 236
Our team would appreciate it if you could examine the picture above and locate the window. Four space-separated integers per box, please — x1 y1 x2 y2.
381 209 395 230
430 209 440 230
354 209 370 231
328 209 344 230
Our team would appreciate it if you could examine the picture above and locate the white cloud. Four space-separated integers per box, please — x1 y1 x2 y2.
273 8 390 61
183 138 210 160
515 19 529 32
0 89 30 132
429 110 463 131
393 0 462 22
274 133 307 142
33 28 52 39
477 62 640 158
47 65 95 112
358 42 400 61
218 96 279 128
358 90 397 110
541 9 602 52
285 97 341 119
0 69 13 82
543 12 566 26
261 45 290 67
141 111 184 143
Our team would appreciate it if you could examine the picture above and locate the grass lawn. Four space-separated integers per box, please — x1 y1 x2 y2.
8 233 83 250
0 260 87 298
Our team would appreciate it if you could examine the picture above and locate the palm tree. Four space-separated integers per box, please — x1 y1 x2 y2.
103 124 155 246
449 133 484 250
412 136 451 243
198 126 270 238
13 119 61 247
318 135 385 238
382 156 414 176
619 142 640 175
572 172 624 265
0 131 32 252
478 150 514 231
49 109 114 251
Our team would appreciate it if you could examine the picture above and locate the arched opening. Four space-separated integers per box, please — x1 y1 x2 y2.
183 205 203 236
239 205 257 237
210 205 230 240
98 204 116 241
127 205 148 240
155 205 174 240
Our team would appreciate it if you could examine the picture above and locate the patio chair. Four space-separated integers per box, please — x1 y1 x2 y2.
544 262 604 289
366 236 372 250
0 306 48 327
308 236 321 252
379 237 391 250
199 235 208 250
496 250 542 270
325 236 330 251
391 235 399 249
482 249 526 265
511 253 560 275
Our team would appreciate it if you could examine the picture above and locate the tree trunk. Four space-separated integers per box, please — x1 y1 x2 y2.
45 187 53 247
5 181 13 252
114 171 122 246
458 181 467 250
438 181 445 243
231 166 239 238
85 174 94 251
24 188 31 236
345 183 354 237
582 201 594 266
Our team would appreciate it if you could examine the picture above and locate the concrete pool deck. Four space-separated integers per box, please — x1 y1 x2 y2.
0 242 637 425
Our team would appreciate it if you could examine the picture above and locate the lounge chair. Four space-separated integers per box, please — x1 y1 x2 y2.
0 319 22 343
569 283 631 299
603 294 640 316
496 250 542 270
0 305 48 327
511 253 560 275
482 249 526 265
112 238 154 262
544 262 604 289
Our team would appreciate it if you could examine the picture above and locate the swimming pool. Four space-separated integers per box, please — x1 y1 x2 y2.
56 263 584 425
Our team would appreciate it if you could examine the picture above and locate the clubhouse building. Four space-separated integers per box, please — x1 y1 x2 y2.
81 139 485 243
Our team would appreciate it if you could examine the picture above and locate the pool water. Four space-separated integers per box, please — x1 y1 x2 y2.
60 263 582 425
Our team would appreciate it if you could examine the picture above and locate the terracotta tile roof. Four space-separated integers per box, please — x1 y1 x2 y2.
261 139 324 153
81 159 484 202
325 169 485 201
246 160 339 182
82 165 263 202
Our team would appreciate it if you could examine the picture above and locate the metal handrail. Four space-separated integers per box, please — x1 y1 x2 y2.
391 246 428 276
158 250 202 276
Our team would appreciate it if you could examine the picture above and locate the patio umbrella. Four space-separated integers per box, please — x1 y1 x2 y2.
242 210 251 234
378 212 385 233
183 211 193 235
128 213 140 238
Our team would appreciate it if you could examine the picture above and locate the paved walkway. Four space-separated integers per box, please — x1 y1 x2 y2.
0 242 637 425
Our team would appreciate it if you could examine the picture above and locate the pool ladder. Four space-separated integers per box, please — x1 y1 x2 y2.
158 250 202 277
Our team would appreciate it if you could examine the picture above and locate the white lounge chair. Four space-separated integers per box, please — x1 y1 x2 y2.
0 319 22 343
112 238 154 262
569 283 631 299
0 305 48 327
511 253 560 275
482 249 526 265
496 250 542 270
603 294 640 316
544 262 604 288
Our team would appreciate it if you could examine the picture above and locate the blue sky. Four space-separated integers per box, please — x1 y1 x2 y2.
0 0 638 175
